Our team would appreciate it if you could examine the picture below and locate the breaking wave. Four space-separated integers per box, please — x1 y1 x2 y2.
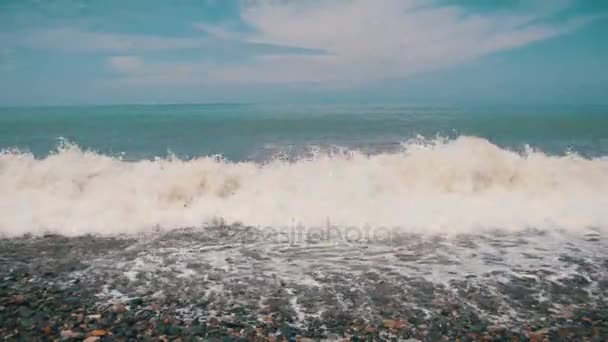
1 136 607 237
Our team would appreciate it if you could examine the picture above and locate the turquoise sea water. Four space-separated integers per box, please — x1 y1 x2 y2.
1 104 608 160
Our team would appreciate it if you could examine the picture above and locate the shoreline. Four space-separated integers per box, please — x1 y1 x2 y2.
1 229 606 340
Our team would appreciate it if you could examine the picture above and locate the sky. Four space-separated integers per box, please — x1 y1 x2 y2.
0 0 607 106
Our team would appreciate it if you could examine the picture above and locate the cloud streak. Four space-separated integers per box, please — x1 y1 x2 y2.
4 27 210 53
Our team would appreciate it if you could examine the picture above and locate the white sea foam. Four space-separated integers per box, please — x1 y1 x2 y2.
1 136 607 237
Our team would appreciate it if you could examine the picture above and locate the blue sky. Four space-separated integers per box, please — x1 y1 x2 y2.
0 0 607 106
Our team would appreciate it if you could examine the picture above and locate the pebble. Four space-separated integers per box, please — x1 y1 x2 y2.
43 326 52 335
71 313 84 323
90 329 108 336
61 330 83 339
83 337 100 342
364 326 376 333
134 321 148 331
112 303 127 313
487 324 507 333
130 298 144 306
383 319 407 329
10 294 26 305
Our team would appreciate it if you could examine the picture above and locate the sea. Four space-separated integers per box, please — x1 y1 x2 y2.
0 104 607 339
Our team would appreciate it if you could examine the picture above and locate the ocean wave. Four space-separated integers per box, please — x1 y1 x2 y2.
1 136 607 237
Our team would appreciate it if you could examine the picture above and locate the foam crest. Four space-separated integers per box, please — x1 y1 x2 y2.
1 136 607 237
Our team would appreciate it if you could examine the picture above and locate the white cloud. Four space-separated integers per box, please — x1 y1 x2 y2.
223 0 587 83
24 0 581 88
112 0 591 87
108 56 142 73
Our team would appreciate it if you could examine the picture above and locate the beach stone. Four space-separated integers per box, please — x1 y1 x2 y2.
134 320 148 331
43 326 52 335
487 324 507 333
64 297 80 305
190 324 207 336
17 306 33 317
167 325 184 336
71 313 84 323
111 303 127 313
19 317 35 329
83 337 100 342
90 329 107 336
61 329 83 339
130 298 144 306
11 294 26 305
383 319 407 329
364 326 376 333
